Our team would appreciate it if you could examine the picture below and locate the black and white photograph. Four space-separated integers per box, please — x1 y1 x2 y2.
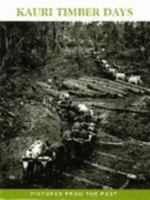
0 22 150 189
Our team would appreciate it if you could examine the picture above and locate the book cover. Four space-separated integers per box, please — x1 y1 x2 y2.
0 1 150 200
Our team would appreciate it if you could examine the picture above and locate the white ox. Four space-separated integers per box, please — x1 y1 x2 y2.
115 73 126 81
59 92 70 100
101 59 107 64
78 104 88 112
128 75 143 85
105 64 111 69
47 78 52 85
22 140 48 172
108 68 116 74
77 104 93 117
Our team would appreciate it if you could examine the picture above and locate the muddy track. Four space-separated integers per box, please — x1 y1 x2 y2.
57 76 150 188
2 76 150 189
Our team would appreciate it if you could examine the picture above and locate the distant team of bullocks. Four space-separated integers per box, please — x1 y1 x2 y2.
93 52 143 85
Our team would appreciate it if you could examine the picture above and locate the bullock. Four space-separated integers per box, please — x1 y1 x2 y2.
59 92 70 100
77 104 94 120
77 104 89 113
105 63 111 69
57 92 71 108
89 109 94 118
22 140 43 172
115 73 126 81
21 140 51 179
128 75 143 85
38 156 52 168
101 59 107 64
108 68 116 75
96 55 101 60
27 140 45 158
47 78 52 85
88 122 96 132
38 156 53 177
99 113 108 125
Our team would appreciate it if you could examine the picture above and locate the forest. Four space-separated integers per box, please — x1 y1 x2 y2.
0 22 150 188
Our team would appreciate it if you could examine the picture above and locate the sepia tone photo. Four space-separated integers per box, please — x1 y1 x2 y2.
0 22 150 189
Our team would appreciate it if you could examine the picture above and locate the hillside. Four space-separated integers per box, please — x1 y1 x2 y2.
0 22 150 188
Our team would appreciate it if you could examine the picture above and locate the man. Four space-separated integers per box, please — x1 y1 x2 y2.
56 92 73 121
62 130 75 167
52 75 62 90
50 141 66 172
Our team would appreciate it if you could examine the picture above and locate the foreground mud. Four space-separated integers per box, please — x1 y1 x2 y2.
1 76 150 189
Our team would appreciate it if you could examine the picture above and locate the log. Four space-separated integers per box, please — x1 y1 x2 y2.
80 76 148 95
97 130 123 142
77 78 127 97
97 140 150 147
68 78 126 96
91 102 150 115
79 77 128 91
37 82 59 97
82 160 138 180
96 151 134 163
63 80 112 98
117 80 150 94
62 80 89 92
97 141 124 146
85 80 126 95
129 138 150 146
87 84 124 98
68 90 108 98
62 172 111 188
37 81 52 89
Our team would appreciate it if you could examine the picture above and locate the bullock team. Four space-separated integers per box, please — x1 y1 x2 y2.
101 59 143 85
21 92 100 185
93 51 143 85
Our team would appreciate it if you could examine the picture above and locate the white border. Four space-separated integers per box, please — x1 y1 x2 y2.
0 0 149 21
